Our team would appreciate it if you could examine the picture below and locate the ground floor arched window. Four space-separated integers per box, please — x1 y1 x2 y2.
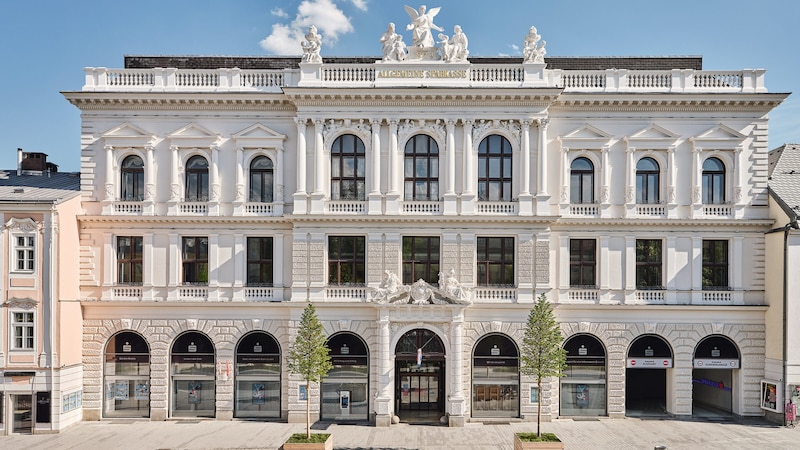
104 331 150 418
472 333 519 418
235 331 281 419
561 334 607 416
692 334 740 415
321 332 369 421
171 331 215 418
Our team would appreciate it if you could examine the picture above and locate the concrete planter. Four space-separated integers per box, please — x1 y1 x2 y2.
281 434 333 450
513 433 564 450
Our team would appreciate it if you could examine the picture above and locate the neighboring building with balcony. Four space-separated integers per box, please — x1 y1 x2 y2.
64 8 787 426
0 152 82 434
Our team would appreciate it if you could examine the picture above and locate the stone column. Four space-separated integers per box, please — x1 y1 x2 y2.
234 147 245 203
443 120 457 215
275 145 285 215
519 120 533 215
460 119 475 214
369 119 383 215
310 119 325 214
385 119 401 214
600 146 610 217
168 145 180 215
294 119 308 214
209 145 220 215
374 310 393 426
448 310 466 427
104 145 114 201
624 144 635 217
535 119 551 214
143 145 155 215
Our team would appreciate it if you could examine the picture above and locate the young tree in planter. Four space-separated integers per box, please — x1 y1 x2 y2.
288 303 333 440
520 293 567 438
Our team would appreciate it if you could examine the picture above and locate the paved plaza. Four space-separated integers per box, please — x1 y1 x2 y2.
0 417 797 450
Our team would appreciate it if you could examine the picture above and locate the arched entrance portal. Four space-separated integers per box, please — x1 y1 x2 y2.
104 331 150 418
561 334 607 416
625 334 673 416
321 332 370 421
692 335 739 416
170 331 216 418
472 334 519 418
395 329 445 423
234 331 281 419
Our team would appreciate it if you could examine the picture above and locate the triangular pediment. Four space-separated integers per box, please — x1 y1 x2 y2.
559 125 613 149
167 123 222 147
695 124 746 140
101 123 157 147
232 123 287 149
629 124 678 140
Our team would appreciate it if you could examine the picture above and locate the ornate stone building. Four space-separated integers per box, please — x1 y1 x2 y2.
64 7 787 427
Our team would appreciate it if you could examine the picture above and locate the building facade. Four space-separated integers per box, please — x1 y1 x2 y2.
0 152 83 434
64 8 787 426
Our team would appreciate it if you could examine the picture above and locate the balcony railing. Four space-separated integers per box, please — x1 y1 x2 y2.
180 202 208 215
569 204 599 216
401 201 442 215
83 66 766 94
474 287 517 302
635 204 666 217
568 289 599 303
112 285 143 299
702 204 733 217
327 200 366 214
635 290 665 304
476 202 518 215
244 286 277 301
113 201 143 215
326 286 367 301
244 202 275 215
179 285 208 300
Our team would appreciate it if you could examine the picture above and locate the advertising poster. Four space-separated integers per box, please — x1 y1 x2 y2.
401 380 410 404
298 384 307 401
530 386 539 403
576 384 589 407
107 383 115 401
252 383 266 405
115 381 130 400
188 381 202 404
135 383 149 401
761 381 779 412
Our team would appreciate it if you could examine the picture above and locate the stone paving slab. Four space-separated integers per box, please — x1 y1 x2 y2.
0 418 797 450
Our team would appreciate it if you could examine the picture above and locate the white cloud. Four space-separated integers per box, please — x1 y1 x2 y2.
510 44 520 53
270 7 288 18
260 0 355 55
350 0 368 11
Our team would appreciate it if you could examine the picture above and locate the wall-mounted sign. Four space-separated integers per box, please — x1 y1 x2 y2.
693 359 739 369
627 358 673 368
760 380 781 413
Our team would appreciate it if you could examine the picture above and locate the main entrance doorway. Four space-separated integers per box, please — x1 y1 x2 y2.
625 334 673 417
692 335 739 417
12 395 33 434
395 329 445 423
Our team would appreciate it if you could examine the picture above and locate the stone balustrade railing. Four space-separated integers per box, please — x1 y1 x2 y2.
83 65 766 93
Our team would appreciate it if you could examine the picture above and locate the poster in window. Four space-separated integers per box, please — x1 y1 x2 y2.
135 383 149 401
760 380 780 412
530 386 539 403
576 384 589 407
252 383 266 405
115 381 130 400
298 384 307 401
63 394 70 412
107 383 116 401
188 381 202 404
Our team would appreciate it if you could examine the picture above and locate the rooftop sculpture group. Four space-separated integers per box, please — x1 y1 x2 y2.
300 5 545 66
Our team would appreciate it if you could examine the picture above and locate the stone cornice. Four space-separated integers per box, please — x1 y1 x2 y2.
62 92 295 111
552 218 774 228
77 215 293 227
551 93 788 113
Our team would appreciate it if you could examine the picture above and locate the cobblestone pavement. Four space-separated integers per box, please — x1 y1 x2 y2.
0 417 797 450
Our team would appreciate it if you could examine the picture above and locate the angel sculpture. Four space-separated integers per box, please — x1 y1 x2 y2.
404 4 443 49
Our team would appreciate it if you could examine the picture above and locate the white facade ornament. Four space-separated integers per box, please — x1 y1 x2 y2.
370 270 471 305
667 186 676 203
5 217 40 232
405 4 443 60
438 269 468 302
145 184 155 201
371 271 410 303
734 187 742 203
338 320 351 331
300 25 322 63
438 25 469 63
235 184 245 202
472 119 520 144
692 186 702 203
169 183 180 201
560 186 569 203
491 321 502 332
625 186 635 203
398 119 445 144
380 23 407 62
600 186 609 203
523 26 547 64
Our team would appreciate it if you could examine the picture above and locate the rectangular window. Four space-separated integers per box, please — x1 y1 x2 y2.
569 239 596 288
117 236 143 284
702 240 729 289
247 237 273 286
402 236 440 284
636 239 663 289
328 236 366 285
182 237 208 284
15 235 35 271
476 237 514 286
12 312 34 350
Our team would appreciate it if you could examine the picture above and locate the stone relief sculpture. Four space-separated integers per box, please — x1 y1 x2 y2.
439 269 468 302
370 269 471 305
405 5 442 49
380 23 407 62
449 25 468 62
300 25 322 63
522 26 547 64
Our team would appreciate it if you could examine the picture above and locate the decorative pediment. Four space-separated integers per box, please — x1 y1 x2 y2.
691 124 746 150
167 123 223 148
5 217 39 233
232 123 287 149
625 124 679 148
559 124 613 149
101 123 158 148
370 271 471 305
4 297 38 310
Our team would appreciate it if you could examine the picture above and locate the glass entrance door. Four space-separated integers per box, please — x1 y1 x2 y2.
13 395 33 434
396 360 443 413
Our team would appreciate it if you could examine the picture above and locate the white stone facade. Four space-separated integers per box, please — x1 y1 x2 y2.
65 7 787 427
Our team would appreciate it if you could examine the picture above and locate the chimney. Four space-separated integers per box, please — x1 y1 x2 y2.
17 148 22 176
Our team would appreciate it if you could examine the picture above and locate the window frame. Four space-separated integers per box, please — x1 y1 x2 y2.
330 134 367 201
702 239 729 290
702 157 726 204
184 155 209 202
635 157 660 204
570 156 595 204
476 237 515 286
246 236 274 287
402 236 440 284
116 236 143 285
477 134 513 202
248 155 274 203
13 234 36 273
404 134 440 201
11 311 35 351
327 236 366 286
635 239 663 290
182 236 209 285
120 155 145 201
569 239 596 288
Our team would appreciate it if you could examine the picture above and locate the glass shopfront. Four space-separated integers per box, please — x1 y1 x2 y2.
321 333 369 421
235 332 281 419
472 334 519 418
171 332 215 418
104 331 150 417
560 334 607 416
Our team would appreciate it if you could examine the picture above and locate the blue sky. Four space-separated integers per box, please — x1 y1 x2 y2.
1 0 798 172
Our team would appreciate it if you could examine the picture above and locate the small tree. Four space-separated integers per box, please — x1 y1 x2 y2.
520 293 567 437
287 303 333 440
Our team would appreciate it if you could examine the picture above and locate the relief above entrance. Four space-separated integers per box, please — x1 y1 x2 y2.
370 270 472 305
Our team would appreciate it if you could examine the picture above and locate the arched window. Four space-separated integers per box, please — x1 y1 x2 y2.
702 157 726 204
322 333 370 421
104 331 150 418
561 334 607 416
478 135 512 202
235 331 281 418
331 134 366 200
185 156 209 202
249 156 274 203
404 135 439 201
171 331 215 418
636 157 660 204
472 334 519 418
570 157 594 204
120 155 144 201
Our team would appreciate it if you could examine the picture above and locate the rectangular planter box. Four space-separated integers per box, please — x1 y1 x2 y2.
282 434 333 450
514 433 564 450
